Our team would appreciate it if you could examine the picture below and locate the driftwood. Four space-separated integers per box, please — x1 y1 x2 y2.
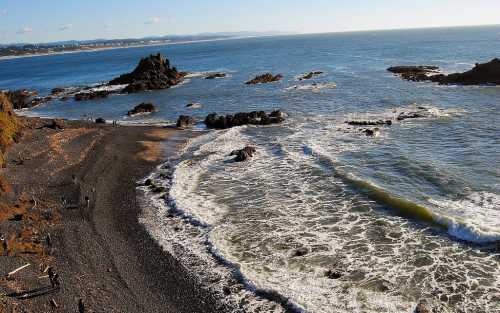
7 263 31 277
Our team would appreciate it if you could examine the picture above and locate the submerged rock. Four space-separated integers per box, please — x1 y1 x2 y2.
109 53 186 93
299 71 323 80
127 102 157 116
186 102 202 109
74 90 110 101
292 247 309 257
176 115 195 128
204 110 284 129
245 73 283 85
325 269 343 279
205 72 227 80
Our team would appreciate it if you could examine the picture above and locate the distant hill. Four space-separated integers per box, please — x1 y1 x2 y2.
0 31 293 55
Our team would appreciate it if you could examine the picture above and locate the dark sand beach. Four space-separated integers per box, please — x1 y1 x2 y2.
0 118 240 312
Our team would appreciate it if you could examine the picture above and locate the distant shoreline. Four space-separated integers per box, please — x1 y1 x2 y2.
0 36 264 61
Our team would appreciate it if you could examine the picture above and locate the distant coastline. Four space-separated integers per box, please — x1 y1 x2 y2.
0 34 281 61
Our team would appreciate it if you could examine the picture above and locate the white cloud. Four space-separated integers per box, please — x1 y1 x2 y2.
17 26 33 34
59 24 73 31
145 16 161 25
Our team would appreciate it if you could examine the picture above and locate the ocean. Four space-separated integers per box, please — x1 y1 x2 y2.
1 26 499 312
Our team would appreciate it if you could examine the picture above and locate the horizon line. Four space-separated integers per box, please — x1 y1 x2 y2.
2 23 499 46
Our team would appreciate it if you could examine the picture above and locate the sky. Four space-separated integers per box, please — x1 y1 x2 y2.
1 0 500 44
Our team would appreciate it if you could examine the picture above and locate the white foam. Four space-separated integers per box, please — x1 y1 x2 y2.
429 192 500 243
285 82 337 92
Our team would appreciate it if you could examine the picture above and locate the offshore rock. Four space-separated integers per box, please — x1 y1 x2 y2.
127 102 157 116
109 53 186 93
204 110 284 129
245 73 283 85
389 58 500 85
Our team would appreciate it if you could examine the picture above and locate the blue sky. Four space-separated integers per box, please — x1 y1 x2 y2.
1 0 500 44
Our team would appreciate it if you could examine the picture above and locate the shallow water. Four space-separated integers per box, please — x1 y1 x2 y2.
2 26 500 312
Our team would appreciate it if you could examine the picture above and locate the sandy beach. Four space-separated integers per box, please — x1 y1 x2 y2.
0 118 261 313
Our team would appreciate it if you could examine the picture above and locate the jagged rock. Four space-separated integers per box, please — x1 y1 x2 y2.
432 58 500 85
205 111 284 129
389 59 500 85
74 90 110 101
176 115 195 128
95 118 106 124
109 53 185 93
205 73 226 79
299 71 323 80
230 146 256 162
245 73 283 85
346 120 392 126
127 102 157 116
325 269 343 279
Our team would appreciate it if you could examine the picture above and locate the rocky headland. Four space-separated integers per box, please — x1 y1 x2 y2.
388 58 500 85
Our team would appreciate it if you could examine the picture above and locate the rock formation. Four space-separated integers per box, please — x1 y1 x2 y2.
298 71 323 80
127 103 157 116
230 146 256 162
74 90 110 101
204 110 284 129
245 73 283 85
205 73 226 79
176 115 195 128
109 53 186 93
388 58 500 85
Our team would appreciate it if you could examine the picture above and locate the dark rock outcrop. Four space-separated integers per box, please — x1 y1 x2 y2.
325 269 343 279
432 58 500 85
245 73 283 85
74 90 110 101
346 120 392 126
389 58 500 85
299 71 323 80
204 110 284 129
205 73 226 80
230 146 256 162
127 102 157 116
387 66 440 82
292 247 308 257
109 53 185 93
95 118 106 124
176 115 195 128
